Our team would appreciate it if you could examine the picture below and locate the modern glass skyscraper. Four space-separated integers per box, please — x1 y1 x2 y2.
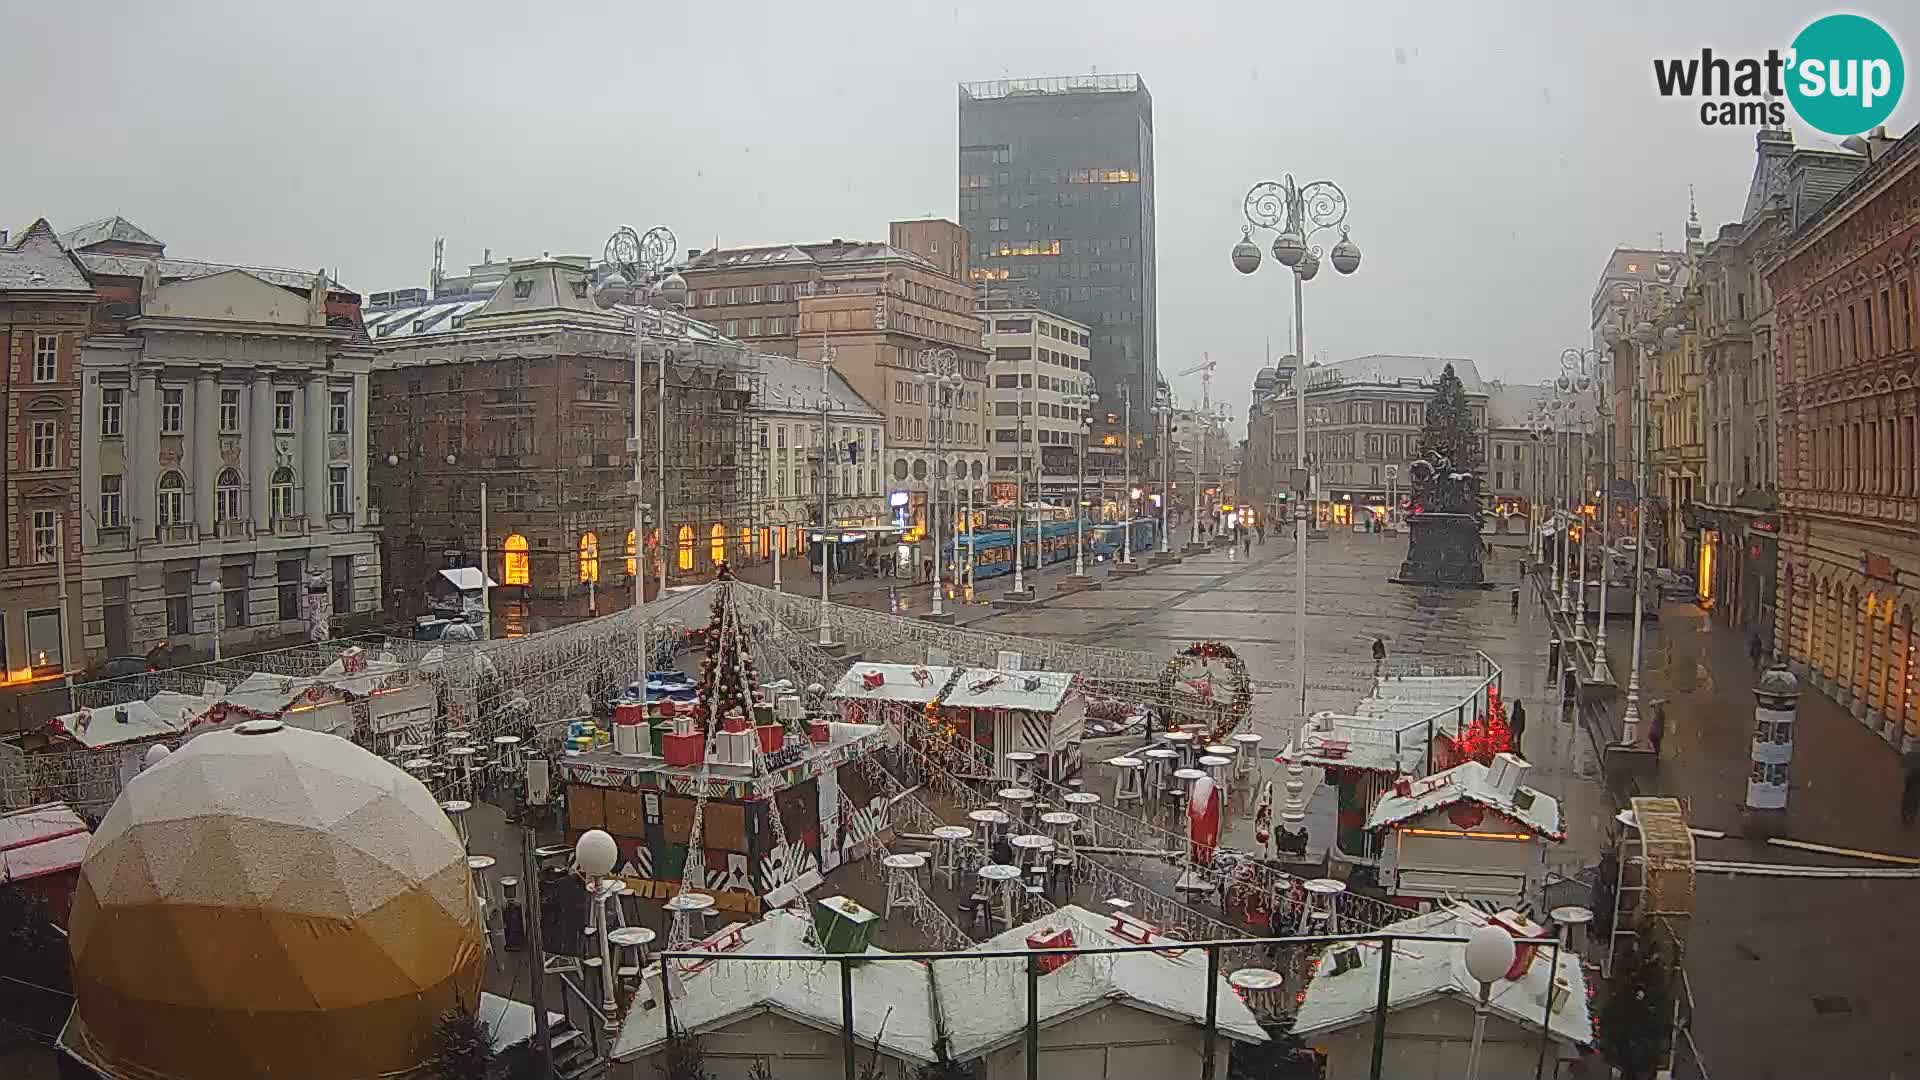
959 75 1157 450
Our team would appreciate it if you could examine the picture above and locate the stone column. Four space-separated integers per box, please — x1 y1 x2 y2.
135 369 161 535
303 375 327 519
250 376 275 530
193 369 218 534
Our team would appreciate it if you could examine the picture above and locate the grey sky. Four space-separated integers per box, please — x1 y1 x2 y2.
5 1 1914 419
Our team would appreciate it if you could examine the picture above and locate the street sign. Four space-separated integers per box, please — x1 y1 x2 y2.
1385 464 1399 479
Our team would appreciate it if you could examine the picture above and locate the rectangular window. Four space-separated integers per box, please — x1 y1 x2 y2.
165 569 193 636
331 555 353 614
31 509 57 564
329 389 349 434
277 559 303 621
102 577 130 655
767 316 785 335
29 419 57 469
766 284 786 302
274 389 295 432
747 318 763 336
328 466 350 516
222 564 248 629
99 475 124 528
161 388 184 433
25 608 63 672
220 388 241 432
100 388 123 436
32 334 57 382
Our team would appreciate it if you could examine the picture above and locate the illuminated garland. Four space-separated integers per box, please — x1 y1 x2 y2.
1156 640 1253 743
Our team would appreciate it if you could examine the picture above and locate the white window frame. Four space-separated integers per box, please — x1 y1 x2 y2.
157 472 186 526
274 389 296 433
219 388 241 433
100 388 123 436
29 419 57 470
329 389 349 434
99 474 124 528
215 468 243 522
31 509 57 563
270 468 297 520
32 334 57 383
328 466 350 516
161 388 184 433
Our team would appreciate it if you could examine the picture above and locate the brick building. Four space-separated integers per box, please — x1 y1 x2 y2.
362 252 757 635
1769 126 1920 752
0 221 92 732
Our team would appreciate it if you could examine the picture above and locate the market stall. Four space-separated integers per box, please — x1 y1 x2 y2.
938 667 1085 783
1366 753 1563 910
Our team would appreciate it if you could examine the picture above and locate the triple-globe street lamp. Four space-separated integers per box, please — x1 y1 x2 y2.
1558 347 1613 679
1232 174 1361 826
592 225 687 681
916 349 965 619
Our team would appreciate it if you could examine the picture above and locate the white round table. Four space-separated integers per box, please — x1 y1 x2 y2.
931 825 973 888
1064 791 1101 807
1303 877 1347 932
1550 905 1595 953
1039 810 1079 828
979 863 1023 928
1106 755 1143 768
1204 744 1237 759
1004 750 1039 783
883 852 927 870
1229 967 1287 1019
440 799 472 814
997 787 1035 803
968 808 1010 841
444 730 474 743
1172 767 1206 790
665 892 716 912
466 854 495 872
1230 732 1264 776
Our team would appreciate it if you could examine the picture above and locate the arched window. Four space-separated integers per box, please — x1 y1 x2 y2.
502 533 530 585
269 467 296 520
677 525 694 571
709 523 726 567
157 471 186 526
626 529 638 578
579 531 600 584
215 468 243 522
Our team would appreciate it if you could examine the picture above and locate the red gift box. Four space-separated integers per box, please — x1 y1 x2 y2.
755 724 785 754
1025 927 1076 973
661 731 705 768
614 702 645 728
721 714 750 734
861 670 885 690
807 719 831 744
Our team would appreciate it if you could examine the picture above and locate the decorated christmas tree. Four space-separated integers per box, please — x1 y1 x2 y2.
697 563 758 722
1415 362 1485 493
1395 362 1489 587
1452 698 1512 766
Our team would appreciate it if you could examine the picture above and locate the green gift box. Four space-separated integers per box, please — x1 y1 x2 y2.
812 895 878 958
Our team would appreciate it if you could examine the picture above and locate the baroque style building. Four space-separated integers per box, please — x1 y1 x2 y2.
1769 126 1920 752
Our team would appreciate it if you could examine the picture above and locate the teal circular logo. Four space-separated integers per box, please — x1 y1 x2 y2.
1787 14 1904 136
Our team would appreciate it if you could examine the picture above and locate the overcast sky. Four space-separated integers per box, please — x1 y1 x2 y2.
5 1 1914 418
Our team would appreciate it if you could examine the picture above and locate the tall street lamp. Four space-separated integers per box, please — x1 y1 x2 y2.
1560 346 1610 677
1073 386 1097 578
917 349 964 620
1618 320 1672 744
1119 386 1136 564
1233 173 1361 826
1154 398 1173 555
811 347 839 647
593 224 686 683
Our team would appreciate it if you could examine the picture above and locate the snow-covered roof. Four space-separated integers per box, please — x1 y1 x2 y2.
222 671 321 717
1366 758 1563 839
1351 675 1492 729
51 690 222 749
1293 903 1592 1048
0 803 90 883
1296 355 1489 397
58 216 164 251
437 567 497 592
1 220 92 292
829 664 958 705
943 668 1076 712
1279 712 1424 775
611 908 939 1065
939 905 1268 1060
749 352 883 419
76 252 344 293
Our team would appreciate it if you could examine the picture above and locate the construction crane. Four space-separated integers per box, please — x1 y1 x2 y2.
1176 355 1217 412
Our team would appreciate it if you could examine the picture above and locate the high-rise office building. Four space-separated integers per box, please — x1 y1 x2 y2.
959 75 1156 460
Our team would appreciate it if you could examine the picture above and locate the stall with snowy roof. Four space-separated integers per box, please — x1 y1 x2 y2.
0 802 91 925
828 663 958 726
1365 753 1563 910
939 666 1084 782
611 901 1266 1080
1293 902 1591 1079
561 574 899 916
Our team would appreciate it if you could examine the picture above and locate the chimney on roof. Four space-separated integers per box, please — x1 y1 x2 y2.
687 249 702 259
1487 752 1531 798
831 238 845 245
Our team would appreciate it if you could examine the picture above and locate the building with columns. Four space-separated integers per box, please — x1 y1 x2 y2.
1 221 94 732
1769 125 1920 752
66 218 379 664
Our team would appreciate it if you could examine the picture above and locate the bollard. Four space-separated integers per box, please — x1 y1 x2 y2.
1744 666 1798 838
1547 636 1562 672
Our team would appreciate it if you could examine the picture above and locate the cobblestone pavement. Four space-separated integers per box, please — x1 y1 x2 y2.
1586 601 1920 1080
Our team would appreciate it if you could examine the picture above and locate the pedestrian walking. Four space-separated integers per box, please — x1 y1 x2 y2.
1748 631 1765 670
1899 748 1920 826
1509 700 1527 759
1241 529 1252 556
1371 635 1386 677
1648 699 1667 756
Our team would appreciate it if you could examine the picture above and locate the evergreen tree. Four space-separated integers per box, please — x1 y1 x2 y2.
1598 933 1673 1080
1415 362 1484 473
429 1008 494 1080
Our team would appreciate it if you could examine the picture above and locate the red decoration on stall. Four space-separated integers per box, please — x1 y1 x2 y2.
1453 698 1513 765
1448 802 1487 830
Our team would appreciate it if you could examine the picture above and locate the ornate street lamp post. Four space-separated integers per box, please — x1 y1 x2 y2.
1560 346 1611 677
1075 386 1098 577
917 349 963 619
1618 320 1674 744
593 224 686 682
1233 175 1361 826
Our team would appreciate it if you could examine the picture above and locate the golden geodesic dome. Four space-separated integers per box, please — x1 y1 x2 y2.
66 720 484 1080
